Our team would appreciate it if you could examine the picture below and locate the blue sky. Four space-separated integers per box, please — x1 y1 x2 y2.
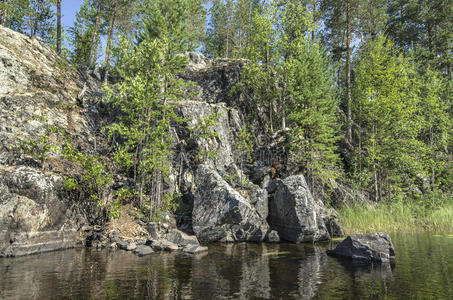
61 0 84 29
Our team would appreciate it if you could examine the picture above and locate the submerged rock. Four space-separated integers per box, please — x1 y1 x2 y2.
268 175 330 242
149 239 179 252
133 245 154 257
183 245 208 254
165 228 200 248
192 164 269 243
327 232 395 263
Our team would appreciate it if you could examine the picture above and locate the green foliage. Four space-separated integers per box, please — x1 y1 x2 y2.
68 0 100 66
105 1 195 218
234 125 253 165
205 0 265 58
63 176 79 191
286 38 340 185
17 122 113 214
18 123 60 168
137 0 205 52
60 138 112 202
108 200 122 219
234 125 254 186
2 0 55 41
115 187 136 203
350 35 450 201
188 110 222 162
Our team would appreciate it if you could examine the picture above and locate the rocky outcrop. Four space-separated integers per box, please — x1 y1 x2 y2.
327 232 395 263
0 166 85 257
192 164 269 243
0 25 344 256
267 175 330 242
0 26 101 257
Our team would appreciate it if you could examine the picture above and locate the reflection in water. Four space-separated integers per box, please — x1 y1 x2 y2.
0 233 452 299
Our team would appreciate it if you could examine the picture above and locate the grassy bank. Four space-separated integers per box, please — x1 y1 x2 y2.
338 198 453 235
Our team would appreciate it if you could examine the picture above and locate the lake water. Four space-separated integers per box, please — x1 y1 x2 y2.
1 233 452 299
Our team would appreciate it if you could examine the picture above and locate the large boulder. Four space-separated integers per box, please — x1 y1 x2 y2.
327 232 395 263
268 175 330 242
0 167 84 257
192 164 269 243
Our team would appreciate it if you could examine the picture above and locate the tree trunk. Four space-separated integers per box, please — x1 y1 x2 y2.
1 0 8 27
88 0 102 68
430 126 435 206
0 0 3 25
346 0 352 143
225 25 229 58
32 0 42 36
56 0 62 55
311 0 316 41
104 4 117 84
281 80 286 130
372 122 379 202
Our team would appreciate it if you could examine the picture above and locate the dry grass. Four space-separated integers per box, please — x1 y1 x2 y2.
106 205 148 240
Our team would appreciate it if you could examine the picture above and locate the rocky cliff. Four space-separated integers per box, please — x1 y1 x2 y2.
0 27 342 257
0 26 102 256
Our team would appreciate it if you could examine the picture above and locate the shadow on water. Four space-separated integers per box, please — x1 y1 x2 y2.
0 233 452 299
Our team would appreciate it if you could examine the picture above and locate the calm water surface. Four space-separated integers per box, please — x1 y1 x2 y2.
1 233 452 299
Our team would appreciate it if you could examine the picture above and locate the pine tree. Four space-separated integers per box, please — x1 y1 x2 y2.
352 35 426 201
55 0 61 54
205 0 231 57
387 0 453 79
0 0 8 26
286 38 340 187
68 0 99 66
417 67 452 204
103 0 133 83
106 0 197 218
87 0 102 68
238 2 279 132
25 0 55 39
321 0 363 142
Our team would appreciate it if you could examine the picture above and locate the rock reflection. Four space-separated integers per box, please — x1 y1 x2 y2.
297 246 326 299
335 257 395 282
0 243 331 299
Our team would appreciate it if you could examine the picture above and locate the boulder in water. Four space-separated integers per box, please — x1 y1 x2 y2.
327 232 395 263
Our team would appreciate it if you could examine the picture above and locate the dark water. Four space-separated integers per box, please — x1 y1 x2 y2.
1 233 453 300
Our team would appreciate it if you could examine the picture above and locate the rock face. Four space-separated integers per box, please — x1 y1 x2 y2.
0 26 100 257
327 232 395 263
268 175 330 242
0 25 344 256
192 164 269 243
0 166 84 257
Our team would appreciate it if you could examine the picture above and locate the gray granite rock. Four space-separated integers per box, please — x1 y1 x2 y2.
268 175 330 242
327 232 395 263
192 164 269 243
133 245 154 257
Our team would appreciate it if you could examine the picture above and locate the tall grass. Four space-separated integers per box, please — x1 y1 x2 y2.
338 197 453 235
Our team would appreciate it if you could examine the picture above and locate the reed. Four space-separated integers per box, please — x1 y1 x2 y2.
338 198 453 235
